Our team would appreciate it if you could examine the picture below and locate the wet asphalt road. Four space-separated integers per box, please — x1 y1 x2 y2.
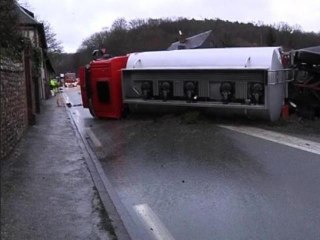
64 87 320 240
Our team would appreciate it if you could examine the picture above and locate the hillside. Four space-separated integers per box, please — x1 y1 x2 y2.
51 18 320 74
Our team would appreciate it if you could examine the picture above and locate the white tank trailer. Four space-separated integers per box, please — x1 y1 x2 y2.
122 47 291 121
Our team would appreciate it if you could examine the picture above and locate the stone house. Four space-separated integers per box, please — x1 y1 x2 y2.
0 3 55 160
17 4 55 111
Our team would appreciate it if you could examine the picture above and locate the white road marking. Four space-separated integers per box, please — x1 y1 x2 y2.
134 204 175 240
86 128 102 148
218 125 320 156
62 93 70 104
71 109 81 125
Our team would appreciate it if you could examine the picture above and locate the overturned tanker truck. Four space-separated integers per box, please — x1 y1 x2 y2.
79 46 293 121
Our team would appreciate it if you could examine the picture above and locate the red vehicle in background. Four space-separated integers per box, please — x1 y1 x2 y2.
64 72 77 87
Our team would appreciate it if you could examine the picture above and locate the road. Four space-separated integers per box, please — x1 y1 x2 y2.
63 87 320 240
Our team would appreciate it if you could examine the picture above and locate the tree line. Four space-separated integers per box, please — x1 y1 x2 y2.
50 17 320 75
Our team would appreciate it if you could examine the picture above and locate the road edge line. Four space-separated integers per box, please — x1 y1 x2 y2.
218 125 320 156
63 102 148 240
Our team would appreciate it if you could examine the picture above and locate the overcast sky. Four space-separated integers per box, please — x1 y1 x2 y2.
20 0 320 53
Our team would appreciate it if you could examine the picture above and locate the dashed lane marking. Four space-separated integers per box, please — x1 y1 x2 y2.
134 204 175 240
218 125 320 156
86 128 102 148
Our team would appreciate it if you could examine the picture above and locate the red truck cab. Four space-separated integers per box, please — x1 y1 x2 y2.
79 55 128 119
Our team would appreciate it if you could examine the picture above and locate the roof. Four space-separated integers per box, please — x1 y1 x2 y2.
15 3 54 73
15 4 47 49
294 45 320 65
298 46 320 54
16 4 39 25
167 30 213 50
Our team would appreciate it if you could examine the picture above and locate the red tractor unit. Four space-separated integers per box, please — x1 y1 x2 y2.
79 55 128 119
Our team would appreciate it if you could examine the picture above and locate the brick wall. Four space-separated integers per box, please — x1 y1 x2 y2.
0 56 28 160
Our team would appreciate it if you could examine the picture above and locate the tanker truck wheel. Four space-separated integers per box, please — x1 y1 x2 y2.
88 98 97 118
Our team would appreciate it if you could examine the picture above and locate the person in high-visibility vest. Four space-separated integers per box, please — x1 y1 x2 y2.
50 79 64 106
49 79 56 96
49 79 59 96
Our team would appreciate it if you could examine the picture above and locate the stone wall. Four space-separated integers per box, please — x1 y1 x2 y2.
0 56 28 160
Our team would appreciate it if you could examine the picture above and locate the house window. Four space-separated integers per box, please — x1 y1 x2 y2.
29 30 34 45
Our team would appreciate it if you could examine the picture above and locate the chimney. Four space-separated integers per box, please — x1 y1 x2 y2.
178 30 186 43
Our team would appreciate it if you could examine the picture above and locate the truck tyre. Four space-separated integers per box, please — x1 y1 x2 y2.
88 98 97 118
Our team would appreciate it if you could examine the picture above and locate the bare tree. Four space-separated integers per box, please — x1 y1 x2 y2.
111 18 128 31
129 19 146 30
79 31 109 52
43 22 63 53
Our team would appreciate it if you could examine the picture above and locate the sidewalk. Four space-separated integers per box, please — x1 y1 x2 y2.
1 98 113 240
